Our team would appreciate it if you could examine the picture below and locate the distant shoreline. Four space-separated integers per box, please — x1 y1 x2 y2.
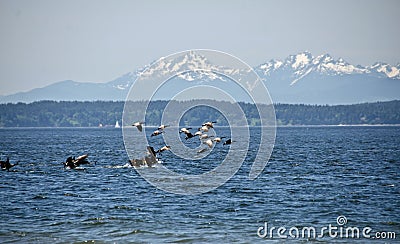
1 100 399 127
1 124 400 129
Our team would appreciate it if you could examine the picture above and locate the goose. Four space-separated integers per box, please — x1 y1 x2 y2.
158 124 169 130
223 139 232 145
129 158 146 168
213 136 226 143
179 127 192 134
147 146 157 157
145 146 158 167
184 132 194 140
180 128 195 140
129 146 158 168
0 157 18 171
64 156 76 169
144 155 158 167
197 148 208 153
202 121 217 128
204 139 214 148
198 126 209 132
75 154 89 164
194 131 202 136
157 145 171 153
63 154 89 169
151 130 163 137
199 134 214 140
132 121 145 132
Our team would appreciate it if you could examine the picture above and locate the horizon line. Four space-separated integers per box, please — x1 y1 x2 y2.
0 99 398 107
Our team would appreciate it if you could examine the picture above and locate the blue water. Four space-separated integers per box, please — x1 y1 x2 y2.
0 126 399 243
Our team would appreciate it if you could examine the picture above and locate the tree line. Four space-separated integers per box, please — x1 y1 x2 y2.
0 100 399 127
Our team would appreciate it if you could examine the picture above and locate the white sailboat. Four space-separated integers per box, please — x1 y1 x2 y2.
115 120 121 128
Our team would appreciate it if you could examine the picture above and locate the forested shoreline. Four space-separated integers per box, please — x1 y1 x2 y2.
0 100 399 127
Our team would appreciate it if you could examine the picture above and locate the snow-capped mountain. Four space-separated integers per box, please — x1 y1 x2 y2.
106 51 238 93
0 51 399 104
255 51 400 85
251 52 400 104
369 62 400 79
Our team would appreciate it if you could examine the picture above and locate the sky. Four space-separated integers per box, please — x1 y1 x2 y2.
0 0 399 96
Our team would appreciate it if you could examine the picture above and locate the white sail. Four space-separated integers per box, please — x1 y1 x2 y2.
115 121 121 128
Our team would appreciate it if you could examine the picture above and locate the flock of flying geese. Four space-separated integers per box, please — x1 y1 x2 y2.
130 121 232 167
0 121 232 171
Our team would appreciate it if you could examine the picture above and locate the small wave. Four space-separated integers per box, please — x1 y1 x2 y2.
132 162 162 169
110 229 155 237
82 217 108 226
105 161 163 169
63 192 79 197
64 166 86 171
113 205 132 210
32 194 47 200
104 163 133 169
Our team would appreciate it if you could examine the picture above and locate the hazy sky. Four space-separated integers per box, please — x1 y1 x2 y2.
0 0 399 95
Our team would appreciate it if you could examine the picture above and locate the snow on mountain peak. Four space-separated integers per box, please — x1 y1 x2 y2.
313 54 333 64
255 51 399 85
369 62 400 79
291 52 312 69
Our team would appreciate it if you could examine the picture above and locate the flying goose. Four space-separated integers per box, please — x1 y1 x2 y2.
151 130 163 137
202 121 217 128
158 124 169 130
213 136 226 143
179 127 192 134
157 145 171 153
132 121 145 132
204 139 214 148
199 134 214 140
198 126 209 132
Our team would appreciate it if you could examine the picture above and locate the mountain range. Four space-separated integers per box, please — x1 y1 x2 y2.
1 51 399 104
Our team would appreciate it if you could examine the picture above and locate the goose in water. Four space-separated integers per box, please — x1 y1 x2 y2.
145 146 158 167
147 146 157 157
0 157 18 171
213 136 226 143
130 146 158 167
151 130 163 137
158 124 169 130
63 154 90 169
132 121 145 132
129 158 146 168
223 138 232 145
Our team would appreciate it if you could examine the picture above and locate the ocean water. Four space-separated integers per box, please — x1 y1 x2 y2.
0 126 399 243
